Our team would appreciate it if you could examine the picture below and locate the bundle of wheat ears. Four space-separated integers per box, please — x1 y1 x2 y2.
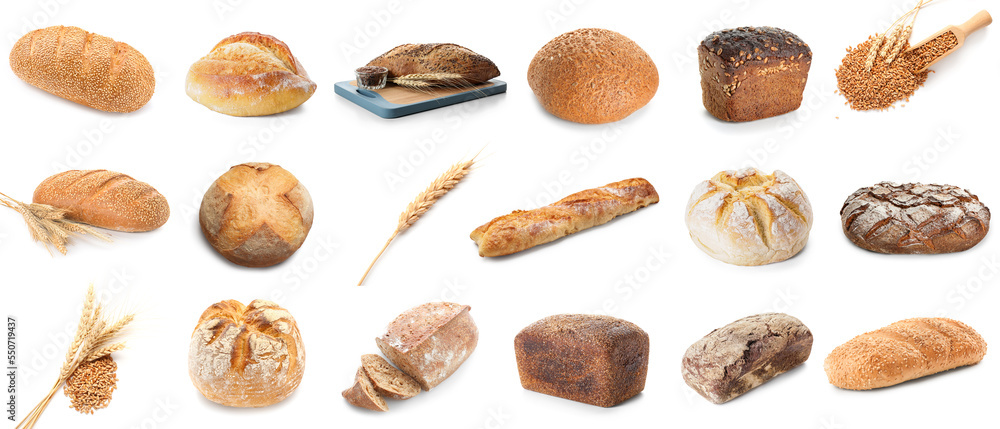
358 153 479 285
0 192 110 255
391 73 471 89
16 284 134 429
865 0 933 71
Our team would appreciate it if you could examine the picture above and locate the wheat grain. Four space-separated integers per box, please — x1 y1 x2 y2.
358 154 480 285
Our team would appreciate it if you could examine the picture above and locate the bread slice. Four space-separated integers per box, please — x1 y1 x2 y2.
360 354 420 400
342 367 387 412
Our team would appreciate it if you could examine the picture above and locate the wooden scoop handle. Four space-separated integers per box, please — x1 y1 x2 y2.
956 10 992 37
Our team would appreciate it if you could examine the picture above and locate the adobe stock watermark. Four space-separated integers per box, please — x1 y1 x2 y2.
590 245 670 316
211 0 246 20
935 253 997 318
761 285 798 314
20 268 134 383
738 83 834 170
670 0 752 73
126 396 178 429
524 122 626 207
340 0 403 64
471 405 512 429
543 0 590 32
4 0 71 48
901 126 959 182
268 235 339 305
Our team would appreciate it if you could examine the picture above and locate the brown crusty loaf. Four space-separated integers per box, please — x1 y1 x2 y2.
682 313 812 404
200 163 313 267
375 302 478 391
515 314 648 408
528 28 658 124
699 26 811 122
366 43 500 84
343 367 388 412
685 168 812 266
825 318 986 390
840 182 990 254
10 26 154 113
186 32 316 116
471 178 658 257
33 170 169 232
188 299 305 407
360 354 420 400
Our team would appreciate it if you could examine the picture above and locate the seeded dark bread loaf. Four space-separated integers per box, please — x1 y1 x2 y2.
342 367 388 412
840 182 990 254
514 314 649 407
360 354 420 400
698 26 811 122
33 170 169 232
681 313 812 404
186 32 316 116
366 43 500 84
375 302 478 390
825 318 986 390
528 28 658 124
10 26 154 112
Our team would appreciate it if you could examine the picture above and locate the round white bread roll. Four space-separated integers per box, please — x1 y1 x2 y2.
685 168 812 266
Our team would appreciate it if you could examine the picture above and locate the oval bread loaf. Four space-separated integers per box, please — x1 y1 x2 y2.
528 28 658 124
375 302 478 391
825 317 986 390
10 26 154 113
32 170 169 232
366 43 500 84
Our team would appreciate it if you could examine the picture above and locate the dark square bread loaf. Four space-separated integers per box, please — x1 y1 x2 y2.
514 314 648 407
698 27 811 122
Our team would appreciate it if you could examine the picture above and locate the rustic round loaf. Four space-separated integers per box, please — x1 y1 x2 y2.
840 182 990 254
188 299 305 407
685 168 813 266
199 163 313 267
186 32 316 116
10 26 154 113
33 169 169 232
528 28 658 124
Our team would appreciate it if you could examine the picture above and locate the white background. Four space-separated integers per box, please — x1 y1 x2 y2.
1 0 996 428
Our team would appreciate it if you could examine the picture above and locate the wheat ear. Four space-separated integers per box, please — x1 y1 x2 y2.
392 73 468 88
0 192 111 255
358 153 480 285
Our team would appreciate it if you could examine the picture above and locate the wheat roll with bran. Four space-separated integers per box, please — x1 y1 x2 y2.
528 28 658 124
824 317 986 390
33 170 169 232
188 299 305 407
10 25 154 113
376 302 478 390
186 32 316 116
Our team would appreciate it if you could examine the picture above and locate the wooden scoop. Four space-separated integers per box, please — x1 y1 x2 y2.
907 10 992 72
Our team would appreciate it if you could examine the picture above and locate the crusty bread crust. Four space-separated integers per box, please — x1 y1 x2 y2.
366 43 500 84
342 367 388 412
471 178 658 257
33 169 169 232
10 26 154 113
375 302 478 391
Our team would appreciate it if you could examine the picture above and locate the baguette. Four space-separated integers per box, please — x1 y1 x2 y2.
33 170 169 232
9 26 155 113
471 178 659 257
824 317 987 390
366 43 500 84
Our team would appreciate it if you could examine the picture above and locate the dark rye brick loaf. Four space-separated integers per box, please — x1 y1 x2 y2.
514 314 648 407
682 313 812 404
698 26 811 122
840 182 990 254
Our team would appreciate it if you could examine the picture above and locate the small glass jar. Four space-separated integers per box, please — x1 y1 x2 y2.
355 66 388 90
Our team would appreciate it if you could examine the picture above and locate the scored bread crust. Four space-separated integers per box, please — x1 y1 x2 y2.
188 299 305 408
199 163 313 268
342 367 388 412
375 302 478 391
840 182 990 254
528 28 658 124
186 32 316 116
366 43 500 84
360 354 420 400
10 25 154 113
824 318 987 390
470 178 659 257
685 168 812 266
33 169 169 232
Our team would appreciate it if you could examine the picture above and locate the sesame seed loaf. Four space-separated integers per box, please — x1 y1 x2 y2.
528 28 658 124
366 43 500 84
9 26 154 113
840 182 990 254
188 299 305 407
698 26 811 122
33 169 169 232
681 313 812 404
186 32 316 116
514 314 648 407
375 302 478 390
825 318 986 390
